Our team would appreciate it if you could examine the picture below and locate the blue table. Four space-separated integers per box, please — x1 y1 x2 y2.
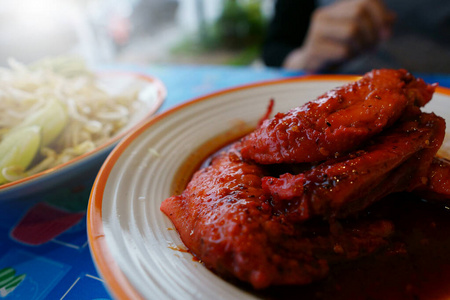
0 64 448 299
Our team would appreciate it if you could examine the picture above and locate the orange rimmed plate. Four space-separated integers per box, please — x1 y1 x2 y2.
87 75 450 299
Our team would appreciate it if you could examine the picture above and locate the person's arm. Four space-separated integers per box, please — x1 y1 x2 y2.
285 0 395 72
264 0 395 72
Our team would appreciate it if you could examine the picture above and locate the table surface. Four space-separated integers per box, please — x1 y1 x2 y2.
0 64 449 299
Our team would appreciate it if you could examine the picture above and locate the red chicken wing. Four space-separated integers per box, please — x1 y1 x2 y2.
262 112 446 221
415 157 450 201
160 143 393 289
241 69 435 164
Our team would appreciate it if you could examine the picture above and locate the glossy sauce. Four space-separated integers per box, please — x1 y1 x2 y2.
170 122 253 195
251 195 450 300
172 130 450 300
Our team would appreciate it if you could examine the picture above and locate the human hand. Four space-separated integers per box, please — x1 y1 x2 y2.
283 0 395 72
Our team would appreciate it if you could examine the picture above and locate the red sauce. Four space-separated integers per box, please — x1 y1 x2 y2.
170 121 253 195
244 194 450 300
171 129 450 300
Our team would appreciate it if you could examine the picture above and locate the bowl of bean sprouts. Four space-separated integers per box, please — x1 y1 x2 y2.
0 57 166 201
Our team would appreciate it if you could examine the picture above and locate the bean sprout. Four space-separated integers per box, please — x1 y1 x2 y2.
0 56 141 184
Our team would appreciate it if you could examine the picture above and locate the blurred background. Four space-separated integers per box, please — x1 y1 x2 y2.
0 0 273 67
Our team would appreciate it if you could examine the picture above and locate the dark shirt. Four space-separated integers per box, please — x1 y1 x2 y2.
262 0 315 68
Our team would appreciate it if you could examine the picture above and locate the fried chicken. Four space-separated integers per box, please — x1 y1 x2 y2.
262 112 445 221
160 69 449 290
415 157 450 201
160 143 394 289
241 69 435 164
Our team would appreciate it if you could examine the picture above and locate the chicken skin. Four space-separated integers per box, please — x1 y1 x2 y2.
262 112 446 221
415 157 450 201
160 142 394 289
241 69 435 164
161 143 328 289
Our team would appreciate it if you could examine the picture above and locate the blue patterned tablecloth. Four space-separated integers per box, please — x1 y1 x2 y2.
0 64 448 299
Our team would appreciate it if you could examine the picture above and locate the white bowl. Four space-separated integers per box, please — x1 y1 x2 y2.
88 75 450 299
0 72 166 201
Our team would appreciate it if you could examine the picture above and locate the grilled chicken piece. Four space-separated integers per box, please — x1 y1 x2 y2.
262 113 446 221
415 157 450 201
161 143 393 289
241 69 435 164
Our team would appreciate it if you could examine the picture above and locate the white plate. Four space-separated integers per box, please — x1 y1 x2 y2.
0 72 166 201
87 75 450 299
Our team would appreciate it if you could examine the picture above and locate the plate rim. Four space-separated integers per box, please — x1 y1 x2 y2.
87 74 450 299
0 71 166 197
